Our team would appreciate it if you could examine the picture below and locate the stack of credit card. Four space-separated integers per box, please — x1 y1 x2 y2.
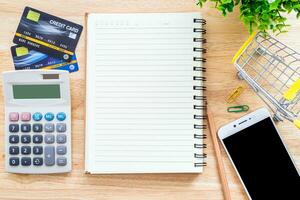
11 7 83 73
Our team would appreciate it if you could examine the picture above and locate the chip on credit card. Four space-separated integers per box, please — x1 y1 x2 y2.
11 45 79 73
13 7 83 62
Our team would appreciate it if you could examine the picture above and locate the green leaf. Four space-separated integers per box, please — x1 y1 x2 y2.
293 4 300 9
276 23 286 30
270 0 281 11
196 0 299 34
261 13 269 20
227 2 234 12
221 0 232 4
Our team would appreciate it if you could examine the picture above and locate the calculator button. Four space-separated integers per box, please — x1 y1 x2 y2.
21 157 31 166
21 112 31 122
21 124 31 132
9 157 19 166
57 134 67 144
56 123 67 133
9 135 19 144
45 146 55 166
56 112 66 121
21 146 31 155
57 146 67 155
9 124 19 133
45 134 55 144
44 112 54 121
33 112 43 121
21 135 31 144
33 135 43 144
9 146 19 155
57 157 67 166
44 123 55 133
33 157 43 166
33 146 43 155
33 124 43 132
9 112 19 122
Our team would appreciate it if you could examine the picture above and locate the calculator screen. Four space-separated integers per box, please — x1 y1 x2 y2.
12 84 61 99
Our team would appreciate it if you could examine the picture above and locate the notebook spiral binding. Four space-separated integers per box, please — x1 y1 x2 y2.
193 18 207 167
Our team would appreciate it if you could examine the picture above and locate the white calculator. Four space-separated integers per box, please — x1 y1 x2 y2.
2 70 71 174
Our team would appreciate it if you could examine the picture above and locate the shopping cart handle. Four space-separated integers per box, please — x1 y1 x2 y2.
283 79 300 101
293 119 300 129
232 32 257 63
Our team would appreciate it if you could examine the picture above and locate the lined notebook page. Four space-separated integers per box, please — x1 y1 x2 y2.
85 13 205 173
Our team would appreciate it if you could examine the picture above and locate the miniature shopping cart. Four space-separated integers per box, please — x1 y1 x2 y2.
232 32 300 129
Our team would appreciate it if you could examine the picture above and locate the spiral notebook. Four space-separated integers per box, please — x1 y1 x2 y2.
85 12 207 174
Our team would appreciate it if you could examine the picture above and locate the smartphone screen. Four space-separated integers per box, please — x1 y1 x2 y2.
223 117 300 199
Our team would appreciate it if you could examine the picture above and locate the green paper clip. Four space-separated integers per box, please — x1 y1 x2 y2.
227 105 249 113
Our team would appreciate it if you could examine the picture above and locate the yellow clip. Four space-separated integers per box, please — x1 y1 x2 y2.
283 79 300 101
232 32 257 63
226 86 244 103
293 119 300 129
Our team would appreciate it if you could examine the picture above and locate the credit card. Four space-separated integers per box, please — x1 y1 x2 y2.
11 45 79 73
13 6 83 62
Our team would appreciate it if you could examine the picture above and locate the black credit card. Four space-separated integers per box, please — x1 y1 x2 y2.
13 6 83 61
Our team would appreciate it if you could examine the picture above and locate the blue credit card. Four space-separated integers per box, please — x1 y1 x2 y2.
11 45 79 73
13 7 83 62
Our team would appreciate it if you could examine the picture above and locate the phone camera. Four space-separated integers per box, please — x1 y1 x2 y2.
234 125 236 128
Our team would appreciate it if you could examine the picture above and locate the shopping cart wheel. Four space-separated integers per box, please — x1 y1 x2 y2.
273 114 283 123
250 85 259 93
237 72 244 80
256 47 267 55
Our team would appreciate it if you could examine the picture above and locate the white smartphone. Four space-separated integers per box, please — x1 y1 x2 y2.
218 107 300 200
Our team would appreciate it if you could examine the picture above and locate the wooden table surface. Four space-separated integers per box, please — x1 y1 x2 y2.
0 1 299 199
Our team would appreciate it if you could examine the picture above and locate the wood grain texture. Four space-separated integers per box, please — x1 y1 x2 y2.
207 106 231 200
0 1 299 199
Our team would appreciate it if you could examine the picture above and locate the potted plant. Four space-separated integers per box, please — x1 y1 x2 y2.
198 0 300 34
